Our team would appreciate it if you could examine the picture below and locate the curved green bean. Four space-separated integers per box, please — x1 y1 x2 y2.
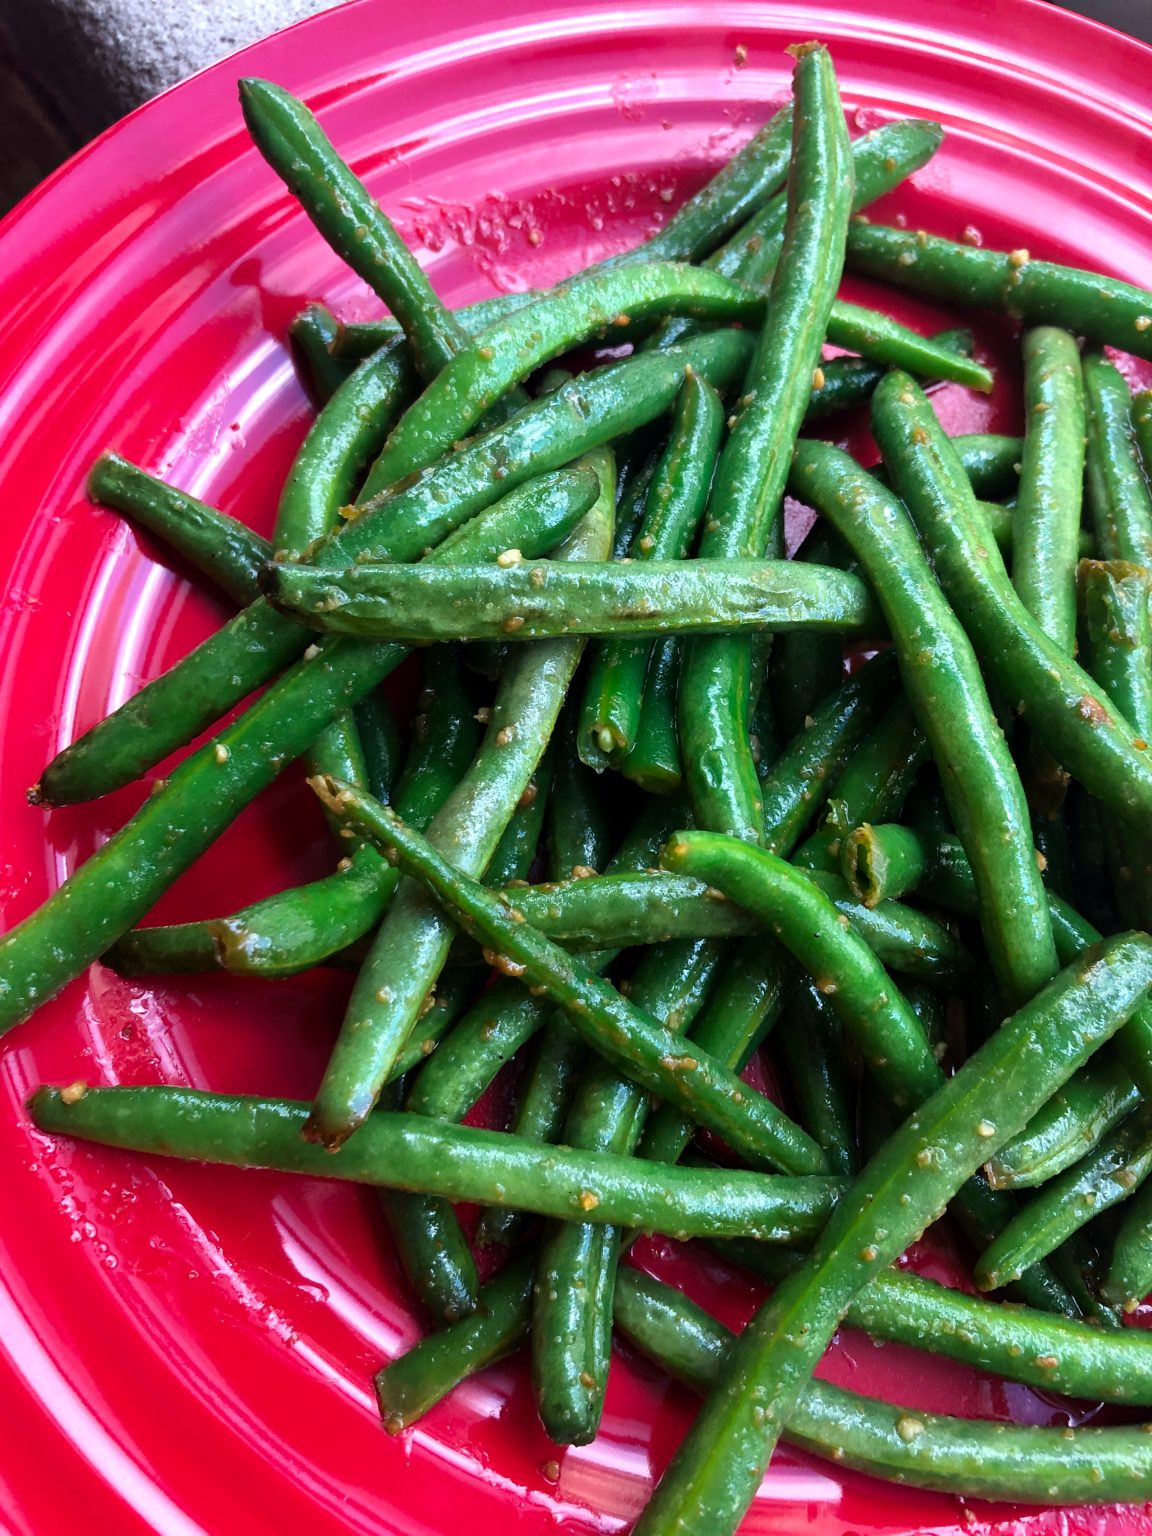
846 220 1152 360
790 435 1056 1006
1103 1173 1152 1308
985 1054 1141 1191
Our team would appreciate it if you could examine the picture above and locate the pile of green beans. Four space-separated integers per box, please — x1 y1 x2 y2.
18 43 1152 1535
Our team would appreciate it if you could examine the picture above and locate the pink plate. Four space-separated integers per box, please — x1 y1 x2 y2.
3 0 1152 1530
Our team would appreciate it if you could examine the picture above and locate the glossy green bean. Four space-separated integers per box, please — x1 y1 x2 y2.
1102 1172 1152 1308
266 556 883 643
822 301 992 392
290 302 349 401
1080 560 1152 742
841 822 928 907
616 1266 1152 1505
30 1087 843 1240
313 786 829 1176
532 938 723 1444
632 932 1152 1536
579 373 723 766
976 1103 1152 1291
89 454 271 606
1011 328 1085 654
778 981 858 1175
679 44 853 843
845 220 1152 360
1084 353 1152 566
307 452 616 1148
862 378 1060 1003
985 1054 1142 1191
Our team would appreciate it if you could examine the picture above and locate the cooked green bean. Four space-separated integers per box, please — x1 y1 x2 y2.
579 373 723 766
532 938 722 1444
790 435 1057 1006
631 931 1152 1536
766 520 850 743
266 557 883 643
1102 1172 1152 1308
985 1054 1142 1190
1084 353 1152 566
680 44 853 843
290 302 349 401
616 1266 1152 1505
841 822 929 907
38 328 751 809
89 454 271 606
313 786 829 1176
976 1103 1152 1291
306 452 616 1148
29 1087 844 1240
1012 327 1085 654
846 220 1152 360
820 301 992 392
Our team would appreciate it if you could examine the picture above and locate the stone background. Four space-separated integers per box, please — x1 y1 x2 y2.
0 0 1145 216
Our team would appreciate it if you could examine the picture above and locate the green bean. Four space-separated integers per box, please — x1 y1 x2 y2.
241 80 468 378
29 1086 843 1240
722 1236 1152 1404
778 981 858 1175
876 372 1152 834
841 822 928 907
353 691 401 801
638 940 792 1169
1103 1172 1152 1308
374 1254 537 1433
532 939 722 1444
618 636 682 792
1084 353 1152 566
976 1103 1152 1291
290 302 349 402
306 452 616 1148
1012 328 1085 654
766 520 850 743
793 444 1053 995
377 1073 479 1325
38 328 751 809
846 220 1152 360
388 968 479 1079
985 1054 1142 1190
632 932 1152 1536
89 454 271 606
861 381 1061 1002
579 373 723 766
265 556 884 643
679 44 852 843
759 652 898 857
362 266 759 498
4 457 612 1033
820 302 992 392
616 1266 1152 1505
548 706 614 875
314 786 829 1176
1133 387 1152 489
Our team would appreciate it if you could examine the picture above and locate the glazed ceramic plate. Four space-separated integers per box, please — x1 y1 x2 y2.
2 0 1152 1530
